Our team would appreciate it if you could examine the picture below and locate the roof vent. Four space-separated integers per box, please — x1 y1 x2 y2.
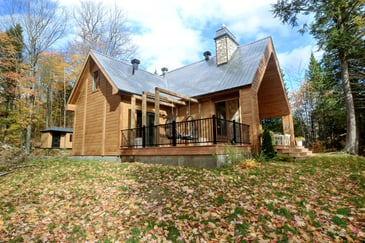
161 67 168 77
203 51 211 61
131 59 140 75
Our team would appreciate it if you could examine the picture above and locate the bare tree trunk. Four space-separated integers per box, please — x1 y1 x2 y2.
341 56 358 154
25 65 36 154
25 93 34 154
63 68 66 128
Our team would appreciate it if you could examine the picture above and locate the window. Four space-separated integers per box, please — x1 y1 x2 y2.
93 71 99 90
69 134 73 142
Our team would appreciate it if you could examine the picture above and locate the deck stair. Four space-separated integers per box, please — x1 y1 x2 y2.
274 146 313 160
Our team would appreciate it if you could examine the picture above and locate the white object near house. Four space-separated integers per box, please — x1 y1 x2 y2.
134 138 143 148
284 134 291 146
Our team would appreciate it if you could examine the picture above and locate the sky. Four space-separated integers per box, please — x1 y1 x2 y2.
2 0 323 90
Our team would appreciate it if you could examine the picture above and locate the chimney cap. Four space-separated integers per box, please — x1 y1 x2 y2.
131 59 140 65
214 25 239 45
161 67 168 77
131 59 140 75
203 51 211 61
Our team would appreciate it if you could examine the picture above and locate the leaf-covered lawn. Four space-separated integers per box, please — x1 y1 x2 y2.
0 155 364 242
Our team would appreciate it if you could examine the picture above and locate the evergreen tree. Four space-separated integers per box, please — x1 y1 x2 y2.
262 126 275 160
273 0 364 154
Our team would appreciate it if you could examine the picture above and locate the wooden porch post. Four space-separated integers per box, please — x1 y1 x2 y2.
239 88 261 152
282 112 295 146
131 96 136 129
155 88 160 145
154 88 160 126
142 92 147 127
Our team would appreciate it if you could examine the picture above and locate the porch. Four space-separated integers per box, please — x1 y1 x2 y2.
120 116 251 167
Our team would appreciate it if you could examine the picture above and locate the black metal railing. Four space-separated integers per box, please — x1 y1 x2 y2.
121 115 250 148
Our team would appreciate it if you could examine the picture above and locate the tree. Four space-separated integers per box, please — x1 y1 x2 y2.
4 0 68 154
262 126 275 160
273 0 364 154
291 54 347 150
38 52 73 129
72 0 137 58
0 29 30 145
0 25 23 123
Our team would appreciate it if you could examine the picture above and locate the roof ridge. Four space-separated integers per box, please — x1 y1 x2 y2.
90 49 165 81
168 37 271 74
168 57 214 74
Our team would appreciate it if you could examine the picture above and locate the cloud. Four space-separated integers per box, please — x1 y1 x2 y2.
277 45 324 89
61 0 317 79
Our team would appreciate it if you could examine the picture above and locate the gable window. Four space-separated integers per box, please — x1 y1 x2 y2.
92 70 99 90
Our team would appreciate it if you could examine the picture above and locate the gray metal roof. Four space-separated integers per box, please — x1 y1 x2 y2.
41 127 73 133
91 51 166 95
166 37 271 97
91 37 271 98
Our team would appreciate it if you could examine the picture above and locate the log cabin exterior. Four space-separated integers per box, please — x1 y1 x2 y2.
67 26 304 166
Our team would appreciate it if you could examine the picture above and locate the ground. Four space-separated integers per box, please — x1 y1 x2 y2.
0 155 364 242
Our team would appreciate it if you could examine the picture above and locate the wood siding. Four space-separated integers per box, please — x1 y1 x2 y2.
71 60 121 156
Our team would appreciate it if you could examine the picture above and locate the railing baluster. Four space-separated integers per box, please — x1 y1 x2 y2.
232 120 236 144
142 125 146 148
172 121 177 146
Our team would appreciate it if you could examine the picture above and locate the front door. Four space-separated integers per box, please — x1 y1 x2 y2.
52 132 61 148
215 99 240 142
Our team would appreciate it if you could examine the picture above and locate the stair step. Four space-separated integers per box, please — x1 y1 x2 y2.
274 145 312 160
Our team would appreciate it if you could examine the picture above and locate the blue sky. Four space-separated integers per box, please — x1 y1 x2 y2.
2 0 322 90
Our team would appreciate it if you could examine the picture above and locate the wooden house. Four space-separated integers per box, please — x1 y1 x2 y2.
67 26 310 166
40 127 73 149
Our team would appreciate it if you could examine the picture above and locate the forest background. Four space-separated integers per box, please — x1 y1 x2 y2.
0 0 364 155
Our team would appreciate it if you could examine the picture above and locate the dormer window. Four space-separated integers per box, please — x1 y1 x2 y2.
93 70 99 90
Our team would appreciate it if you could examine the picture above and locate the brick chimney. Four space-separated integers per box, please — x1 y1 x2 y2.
214 25 239 65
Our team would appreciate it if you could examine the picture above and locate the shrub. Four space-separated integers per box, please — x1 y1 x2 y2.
252 151 266 162
311 140 325 153
240 159 258 169
262 127 275 160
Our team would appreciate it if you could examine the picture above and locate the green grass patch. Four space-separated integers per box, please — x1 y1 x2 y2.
167 226 180 241
331 215 347 227
278 207 292 219
336 207 351 216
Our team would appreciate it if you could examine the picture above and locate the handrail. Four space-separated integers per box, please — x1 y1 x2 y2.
121 116 250 148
